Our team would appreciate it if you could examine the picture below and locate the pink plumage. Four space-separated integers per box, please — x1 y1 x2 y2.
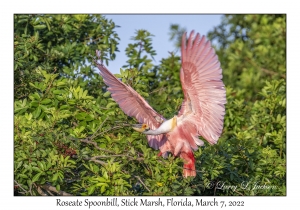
96 31 226 177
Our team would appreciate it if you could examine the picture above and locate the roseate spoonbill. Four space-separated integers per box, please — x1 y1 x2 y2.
96 31 226 177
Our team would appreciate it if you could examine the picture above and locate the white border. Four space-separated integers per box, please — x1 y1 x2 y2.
3 1 297 209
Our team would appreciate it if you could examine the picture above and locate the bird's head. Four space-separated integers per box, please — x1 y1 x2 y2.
132 124 150 133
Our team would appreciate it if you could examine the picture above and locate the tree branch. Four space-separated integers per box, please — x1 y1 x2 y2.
134 175 150 192
35 184 48 196
244 56 286 78
14 180 28 194
93 155 144 161
261 67 286 78
91 116 108 140
92 124 132 140
39 184 73 196
79 138 115 154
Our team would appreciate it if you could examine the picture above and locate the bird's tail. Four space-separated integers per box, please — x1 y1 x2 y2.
180 151 196 177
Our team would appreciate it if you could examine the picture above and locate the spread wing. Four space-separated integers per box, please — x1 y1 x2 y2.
96 62 165 149
178 31 226 144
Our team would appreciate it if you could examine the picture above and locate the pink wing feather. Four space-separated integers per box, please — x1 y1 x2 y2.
178 31 226 145
96 63 165 149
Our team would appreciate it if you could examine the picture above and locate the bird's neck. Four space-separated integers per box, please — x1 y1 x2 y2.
143 116 177 135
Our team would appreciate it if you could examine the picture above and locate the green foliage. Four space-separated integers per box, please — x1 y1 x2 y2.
14 14 285 196
208 14 286 101
168 24 186 50
14 14 120 100
197 79 286 196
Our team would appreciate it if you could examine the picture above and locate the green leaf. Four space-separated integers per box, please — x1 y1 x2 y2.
32 93 41 100
30 101 39 108
68 99 76 105
32 172 43 182
60 105 70 110
56 96 64 101
56 184 61 191
101 184 106 193
33 107 41 118
32 166 42 173
41 99 52 104
96 177 108 182
75 112 87 120
52 173 59 182
19 174 28 179
87 185 96 195
16 161 23 170
106 102 116 108
85 114 94 121
103 91 111 97
111 43 115 54
34 25 47 30
53 90 62 95
37 161 44 171
40 105 48 111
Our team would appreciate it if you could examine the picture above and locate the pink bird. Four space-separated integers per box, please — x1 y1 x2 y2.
96 31 226 177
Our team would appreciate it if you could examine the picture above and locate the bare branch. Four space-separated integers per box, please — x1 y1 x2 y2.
261 67 286 78
79 138 115 154
234 190 244 196
134 176 150 192
35 184 48 196
244 56 286 78
46 189 55 196
40 184 73 196
28 183 33 196
149 86 166 95
71 155 108 166
89 156 108 166
93 155 144 161
91 116 109 140
44 67 58 97
92 124 131 140
14 180 28 194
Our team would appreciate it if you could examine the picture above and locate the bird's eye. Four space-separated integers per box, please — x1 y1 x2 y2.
142 124 150 131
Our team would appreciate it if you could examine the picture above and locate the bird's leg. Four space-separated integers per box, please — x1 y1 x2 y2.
180 151 196 177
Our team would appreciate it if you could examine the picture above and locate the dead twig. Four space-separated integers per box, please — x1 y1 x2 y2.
244 56 286 78
93 155 144 161
35 183 48 196
39 184 73 196
89 156 108 166
92 124 131 140
79 138 115 154
44 67 58 97
72 155 107 166
149 86 166 95
261 67 286 78
14 180 28 194
134 175 150 192
91 116 108 140
28 183 33 196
